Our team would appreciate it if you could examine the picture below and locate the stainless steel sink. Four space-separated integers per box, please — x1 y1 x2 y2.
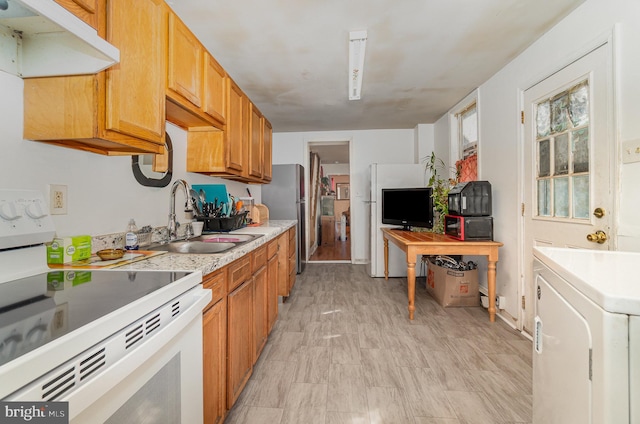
147 233 262 254
199 234 257 243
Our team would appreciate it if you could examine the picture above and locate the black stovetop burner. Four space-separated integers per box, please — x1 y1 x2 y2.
0 269 191 367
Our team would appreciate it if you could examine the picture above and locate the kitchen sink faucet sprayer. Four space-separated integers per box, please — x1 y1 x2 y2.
168 179 195 241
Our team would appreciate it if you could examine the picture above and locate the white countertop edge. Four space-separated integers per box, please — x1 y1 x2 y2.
116 220 297 276
533 246 640 315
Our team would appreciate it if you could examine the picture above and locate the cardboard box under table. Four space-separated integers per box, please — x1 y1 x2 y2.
426 257 479 307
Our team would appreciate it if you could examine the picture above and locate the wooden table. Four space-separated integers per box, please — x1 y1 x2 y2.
381 228 503 322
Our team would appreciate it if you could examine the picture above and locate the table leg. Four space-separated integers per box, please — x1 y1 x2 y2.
407 260 416 320
383 238 389 280
487 259 497 322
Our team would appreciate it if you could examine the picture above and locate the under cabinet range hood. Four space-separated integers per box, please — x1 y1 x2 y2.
0 0 119 77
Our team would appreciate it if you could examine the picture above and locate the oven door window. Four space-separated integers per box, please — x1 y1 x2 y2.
105 354 180 424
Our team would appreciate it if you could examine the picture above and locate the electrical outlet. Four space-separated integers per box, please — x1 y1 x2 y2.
49 184 67 215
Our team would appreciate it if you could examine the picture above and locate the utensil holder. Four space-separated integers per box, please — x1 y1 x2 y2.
197 211 248 232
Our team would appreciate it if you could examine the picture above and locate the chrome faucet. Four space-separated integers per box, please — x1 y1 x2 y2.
168 179 194 241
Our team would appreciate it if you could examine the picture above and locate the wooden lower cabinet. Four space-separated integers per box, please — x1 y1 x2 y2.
277 232 290 297
202 270 226 424
267 250 279 332
276 228 298 298
321 216 335 246
253 266 268 362
226 278 253 408
288 228 297 293
203 297 226 424
202 231 291 416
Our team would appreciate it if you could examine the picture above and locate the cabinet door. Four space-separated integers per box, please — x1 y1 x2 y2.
267 254 279 332
288 228 297 291
167 12 203 107
262 119 273 182
248 103 264 179
105 0 165 145
227 80 246 173
253 267 268 363
277 233 289 297
227 279 253 408
203 298 227 424
55 0 98 28
321 216 335 246
203 53 227 125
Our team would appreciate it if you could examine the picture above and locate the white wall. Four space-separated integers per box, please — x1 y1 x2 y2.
414 124 435 164
322 164 350 176
433 115 451 169
0 71 254 238
433 0 640 322
273 129 418 261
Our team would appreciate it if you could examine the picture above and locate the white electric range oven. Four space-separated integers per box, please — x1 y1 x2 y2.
0 189 211 423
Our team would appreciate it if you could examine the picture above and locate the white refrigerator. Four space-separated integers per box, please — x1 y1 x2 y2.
366 163 426 278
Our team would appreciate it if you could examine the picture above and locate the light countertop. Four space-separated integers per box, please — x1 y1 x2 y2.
113 220 296 276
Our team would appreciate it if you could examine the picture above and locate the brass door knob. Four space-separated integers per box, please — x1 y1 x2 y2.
593 208 605 219
586 230 608 244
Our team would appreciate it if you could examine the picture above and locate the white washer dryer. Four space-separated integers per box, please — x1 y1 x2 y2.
533 246 640 424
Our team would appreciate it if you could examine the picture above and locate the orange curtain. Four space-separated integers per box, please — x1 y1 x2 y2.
456 154 477 182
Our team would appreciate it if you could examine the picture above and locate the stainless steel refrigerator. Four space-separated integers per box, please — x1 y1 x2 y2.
262 164 306 273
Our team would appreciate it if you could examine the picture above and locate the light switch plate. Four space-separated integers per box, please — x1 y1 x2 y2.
622 139 640 164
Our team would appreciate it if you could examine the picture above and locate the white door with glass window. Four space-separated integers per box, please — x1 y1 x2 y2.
522 43 614 334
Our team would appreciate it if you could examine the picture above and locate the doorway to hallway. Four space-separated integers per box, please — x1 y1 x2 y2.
307 141 351 263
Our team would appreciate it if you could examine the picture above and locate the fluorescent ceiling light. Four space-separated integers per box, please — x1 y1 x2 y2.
348 30 367 101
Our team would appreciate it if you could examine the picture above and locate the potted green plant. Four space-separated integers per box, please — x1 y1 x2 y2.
321 176 331 195
424 152 460 234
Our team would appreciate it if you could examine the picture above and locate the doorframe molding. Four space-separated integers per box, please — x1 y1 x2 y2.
516 25 620 332
304 138 353 263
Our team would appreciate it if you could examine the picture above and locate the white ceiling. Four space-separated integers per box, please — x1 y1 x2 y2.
168 0 584 133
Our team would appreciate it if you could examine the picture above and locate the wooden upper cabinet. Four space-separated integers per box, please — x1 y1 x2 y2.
106 0 166 144
186 78 244 176
167 12 202 108
23 0 166 155
263 119 273 182
248 103 264 179
228 80 247 173
203 53 227 125
165 8 226 130
55 0 98 28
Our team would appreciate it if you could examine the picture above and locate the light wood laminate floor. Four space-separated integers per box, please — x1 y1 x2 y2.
225 264 532 424
309 238 351 261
